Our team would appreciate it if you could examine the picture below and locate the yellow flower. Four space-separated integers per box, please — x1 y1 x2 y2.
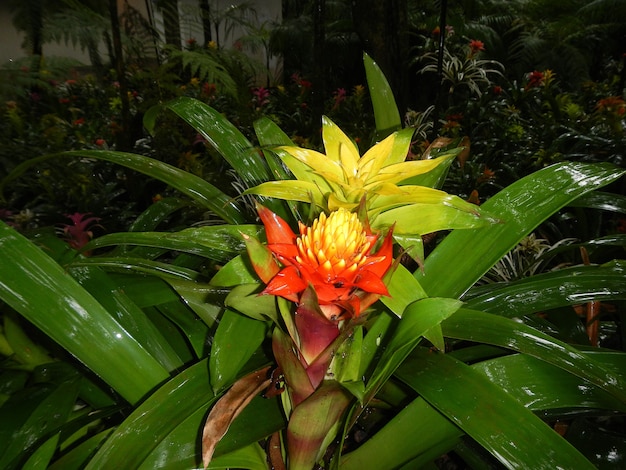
246 116 495 239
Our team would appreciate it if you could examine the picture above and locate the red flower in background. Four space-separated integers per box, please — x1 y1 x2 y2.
525 70 545 90
61 212 101 251
469 39 485 56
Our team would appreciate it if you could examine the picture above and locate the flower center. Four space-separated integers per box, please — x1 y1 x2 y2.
295 208 371 282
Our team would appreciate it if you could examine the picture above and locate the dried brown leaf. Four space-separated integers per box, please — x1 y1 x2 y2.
202 366 271 468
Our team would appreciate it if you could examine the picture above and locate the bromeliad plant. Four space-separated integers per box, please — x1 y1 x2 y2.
200 114 495 468
1 54 626 469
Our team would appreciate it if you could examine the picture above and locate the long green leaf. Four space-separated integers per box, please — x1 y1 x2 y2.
442 308 626 403
364 298 461 403
0 381 79 469
416 162 626 298
69 266 184 372
363 52 402 136
396 348 596 469
468 352 626 413
1 150 246 224
84 225 262 263
0 222 169 403
465 262 626 317
145 97 270 186
86 360 284 469
341 397 463 470
209 309 268 393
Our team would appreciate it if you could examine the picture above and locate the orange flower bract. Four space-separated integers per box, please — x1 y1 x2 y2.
256 205 393 320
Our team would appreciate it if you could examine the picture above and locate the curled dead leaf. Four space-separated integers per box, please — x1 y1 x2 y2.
202 366 271 468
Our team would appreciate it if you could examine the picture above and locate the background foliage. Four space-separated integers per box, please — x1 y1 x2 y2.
0 0 625 469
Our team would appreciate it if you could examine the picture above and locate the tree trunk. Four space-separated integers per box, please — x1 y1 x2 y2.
200 0 212 45
109 0 132 151
351 0 409 114
311 0 327 121
160 0 181 48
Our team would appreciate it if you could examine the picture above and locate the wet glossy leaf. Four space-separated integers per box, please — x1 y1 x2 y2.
372 200 497 235
468 352 626 413
69 256 202 281
225 283 278 322
0 380 79 469
464 262 626 316
69 266 184 372
363 52 401 136
0 222 169 403
442 308 626 403
210 309 268 393
146 97 270 186
416 162 626 298
210 254 259 287
85 225 262 263
166 278 227 328
396 348 596 469
145 97 289 219
365 298 462 402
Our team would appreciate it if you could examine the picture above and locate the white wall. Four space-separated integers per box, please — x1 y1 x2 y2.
1 0 282 79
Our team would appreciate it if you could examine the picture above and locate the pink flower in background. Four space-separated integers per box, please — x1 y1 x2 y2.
252 87 270 109
61 213 101 250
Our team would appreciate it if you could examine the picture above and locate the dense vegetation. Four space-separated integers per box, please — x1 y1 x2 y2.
1 1 625 469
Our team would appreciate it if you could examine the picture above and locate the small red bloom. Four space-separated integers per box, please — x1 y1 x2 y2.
525 70 545 90
469 39 485 56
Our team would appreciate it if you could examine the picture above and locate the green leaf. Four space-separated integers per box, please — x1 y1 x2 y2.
84 360 215 469
0 380 79 469
156 299 211 359
396 348 596 469
363 52 401 136
254 116 295 148
225 283 278 322
442 308 626 403
1 150 246 224
210 254 259 287
570 190 626 213
464 262 626 317
84 225 262 263
210 309 268 393
69 256 202 281
469 352 626 413
69 266 184 372
372 200 497 235
207 444 269 470
22 433 60 470
379 263 428 317
166 278 227 328
146 97 270 186
48 430 113 470
416 162 626 298
341 397 462 470
85 360 284 469
365 298 462 402
0 222 169 403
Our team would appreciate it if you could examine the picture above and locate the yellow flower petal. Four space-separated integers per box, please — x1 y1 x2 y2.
357 132 396 181
322 116 360 181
